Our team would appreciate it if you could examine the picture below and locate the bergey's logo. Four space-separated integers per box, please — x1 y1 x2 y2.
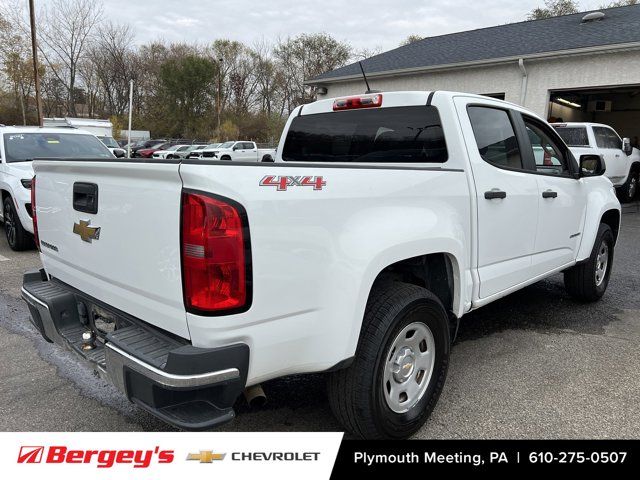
73 220 101 243
17 446 44 463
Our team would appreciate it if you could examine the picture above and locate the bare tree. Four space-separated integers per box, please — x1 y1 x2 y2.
38 0 102 115
85 22 136 116
527 0 579 20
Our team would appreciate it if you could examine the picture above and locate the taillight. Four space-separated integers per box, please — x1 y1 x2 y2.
31 176 40 251
333 93 383 111
181 191 250 314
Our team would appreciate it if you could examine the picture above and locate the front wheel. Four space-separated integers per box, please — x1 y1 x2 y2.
564 223 614 302
327 282 450 439
3 196 32 251
617 170 638 203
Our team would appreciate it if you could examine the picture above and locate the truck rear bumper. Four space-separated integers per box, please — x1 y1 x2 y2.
21 269 249 430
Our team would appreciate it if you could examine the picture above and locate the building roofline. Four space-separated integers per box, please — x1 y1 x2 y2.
306 41 640 86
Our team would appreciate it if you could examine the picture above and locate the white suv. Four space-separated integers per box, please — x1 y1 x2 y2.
0 126 113 250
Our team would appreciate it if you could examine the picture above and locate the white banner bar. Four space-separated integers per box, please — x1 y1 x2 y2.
0 432 343 479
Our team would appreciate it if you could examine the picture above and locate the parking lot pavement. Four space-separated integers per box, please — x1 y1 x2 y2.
1 205 639 437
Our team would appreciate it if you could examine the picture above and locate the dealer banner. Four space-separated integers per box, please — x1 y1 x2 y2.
0 432 343 479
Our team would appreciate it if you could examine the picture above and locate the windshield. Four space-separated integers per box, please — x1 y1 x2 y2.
219 142 234 148
3 133 113 162
282 106 448 163
554 127 590 147
98 136 119 148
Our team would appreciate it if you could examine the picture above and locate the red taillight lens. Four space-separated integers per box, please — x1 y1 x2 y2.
181 191 249 314
31 176 40 251
333 93 383 111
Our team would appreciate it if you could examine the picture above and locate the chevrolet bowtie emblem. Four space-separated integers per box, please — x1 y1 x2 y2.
73 220 101 243
186 451 226 463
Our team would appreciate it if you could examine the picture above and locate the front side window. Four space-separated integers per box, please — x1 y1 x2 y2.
593 127 622 150
467 106 522 169
282 106 448 163
524 119 568 175
3 133 112 163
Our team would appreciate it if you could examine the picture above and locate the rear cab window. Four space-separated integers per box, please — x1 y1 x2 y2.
3 133 112 163
281 106 448 163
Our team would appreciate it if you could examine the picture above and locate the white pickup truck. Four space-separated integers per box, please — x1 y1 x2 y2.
22 91 620 439
197 140 276 162
0 126 114 251
552 122 640 203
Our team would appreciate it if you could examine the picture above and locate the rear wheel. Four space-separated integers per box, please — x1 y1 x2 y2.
327 282 450 439
564 223 614 302
3 196 32 251
617 170 638 203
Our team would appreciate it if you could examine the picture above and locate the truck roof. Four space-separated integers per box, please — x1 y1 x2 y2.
551 122 614 129
0 125 99 135
304 90 533 117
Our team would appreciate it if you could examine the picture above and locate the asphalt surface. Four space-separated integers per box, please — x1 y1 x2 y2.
1 204 639 437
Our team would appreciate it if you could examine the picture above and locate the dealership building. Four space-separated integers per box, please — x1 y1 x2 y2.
308 4 640 141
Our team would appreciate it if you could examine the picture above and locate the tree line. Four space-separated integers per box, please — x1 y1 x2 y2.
0 0 352 143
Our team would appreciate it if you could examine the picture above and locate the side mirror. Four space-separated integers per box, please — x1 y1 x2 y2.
233 145 240 151
113 148 126 158
623 137 633 156
579 154 606 177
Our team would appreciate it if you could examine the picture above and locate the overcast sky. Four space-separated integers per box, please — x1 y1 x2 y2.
73 0 606 51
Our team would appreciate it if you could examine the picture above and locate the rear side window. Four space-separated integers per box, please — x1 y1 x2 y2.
282 106 447 163
467 106 523 169
554 127 589 147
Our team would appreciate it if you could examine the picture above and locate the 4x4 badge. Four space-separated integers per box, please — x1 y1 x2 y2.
73 220 101 243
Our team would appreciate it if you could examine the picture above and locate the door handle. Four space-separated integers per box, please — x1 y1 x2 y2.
484 189 507 200
542 190 558 198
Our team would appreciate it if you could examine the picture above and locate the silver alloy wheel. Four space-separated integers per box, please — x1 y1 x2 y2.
383 321 436 414
4 202 16 247
595 241 609 287
629 175 638 199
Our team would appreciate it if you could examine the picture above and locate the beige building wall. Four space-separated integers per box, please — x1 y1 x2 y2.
317 49 640 119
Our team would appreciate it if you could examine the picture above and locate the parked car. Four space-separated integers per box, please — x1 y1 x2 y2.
23 91 620 439
135 141 176 159
200 141 276 162
184 144 212 159
0 126 113 251
151 144 191 159
552 122 640 202
97 135 126 158
131 139 167 157
195 142 225 159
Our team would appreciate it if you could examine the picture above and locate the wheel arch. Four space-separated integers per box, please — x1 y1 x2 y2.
601 208 621 243
348 251 463 355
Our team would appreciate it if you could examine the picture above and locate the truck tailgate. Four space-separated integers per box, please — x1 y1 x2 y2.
33 160 189 339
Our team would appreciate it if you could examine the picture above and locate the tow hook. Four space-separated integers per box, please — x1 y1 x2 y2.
81 330 95 351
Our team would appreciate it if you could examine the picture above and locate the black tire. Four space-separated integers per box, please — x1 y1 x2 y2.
220 155 231 161
3 196 32 251
327 282 450 439
564 223 614 302
616 170 638 203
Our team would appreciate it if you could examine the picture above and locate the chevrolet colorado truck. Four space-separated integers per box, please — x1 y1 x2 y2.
22 91 620 439
0 126 114 251
552 122 640 203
